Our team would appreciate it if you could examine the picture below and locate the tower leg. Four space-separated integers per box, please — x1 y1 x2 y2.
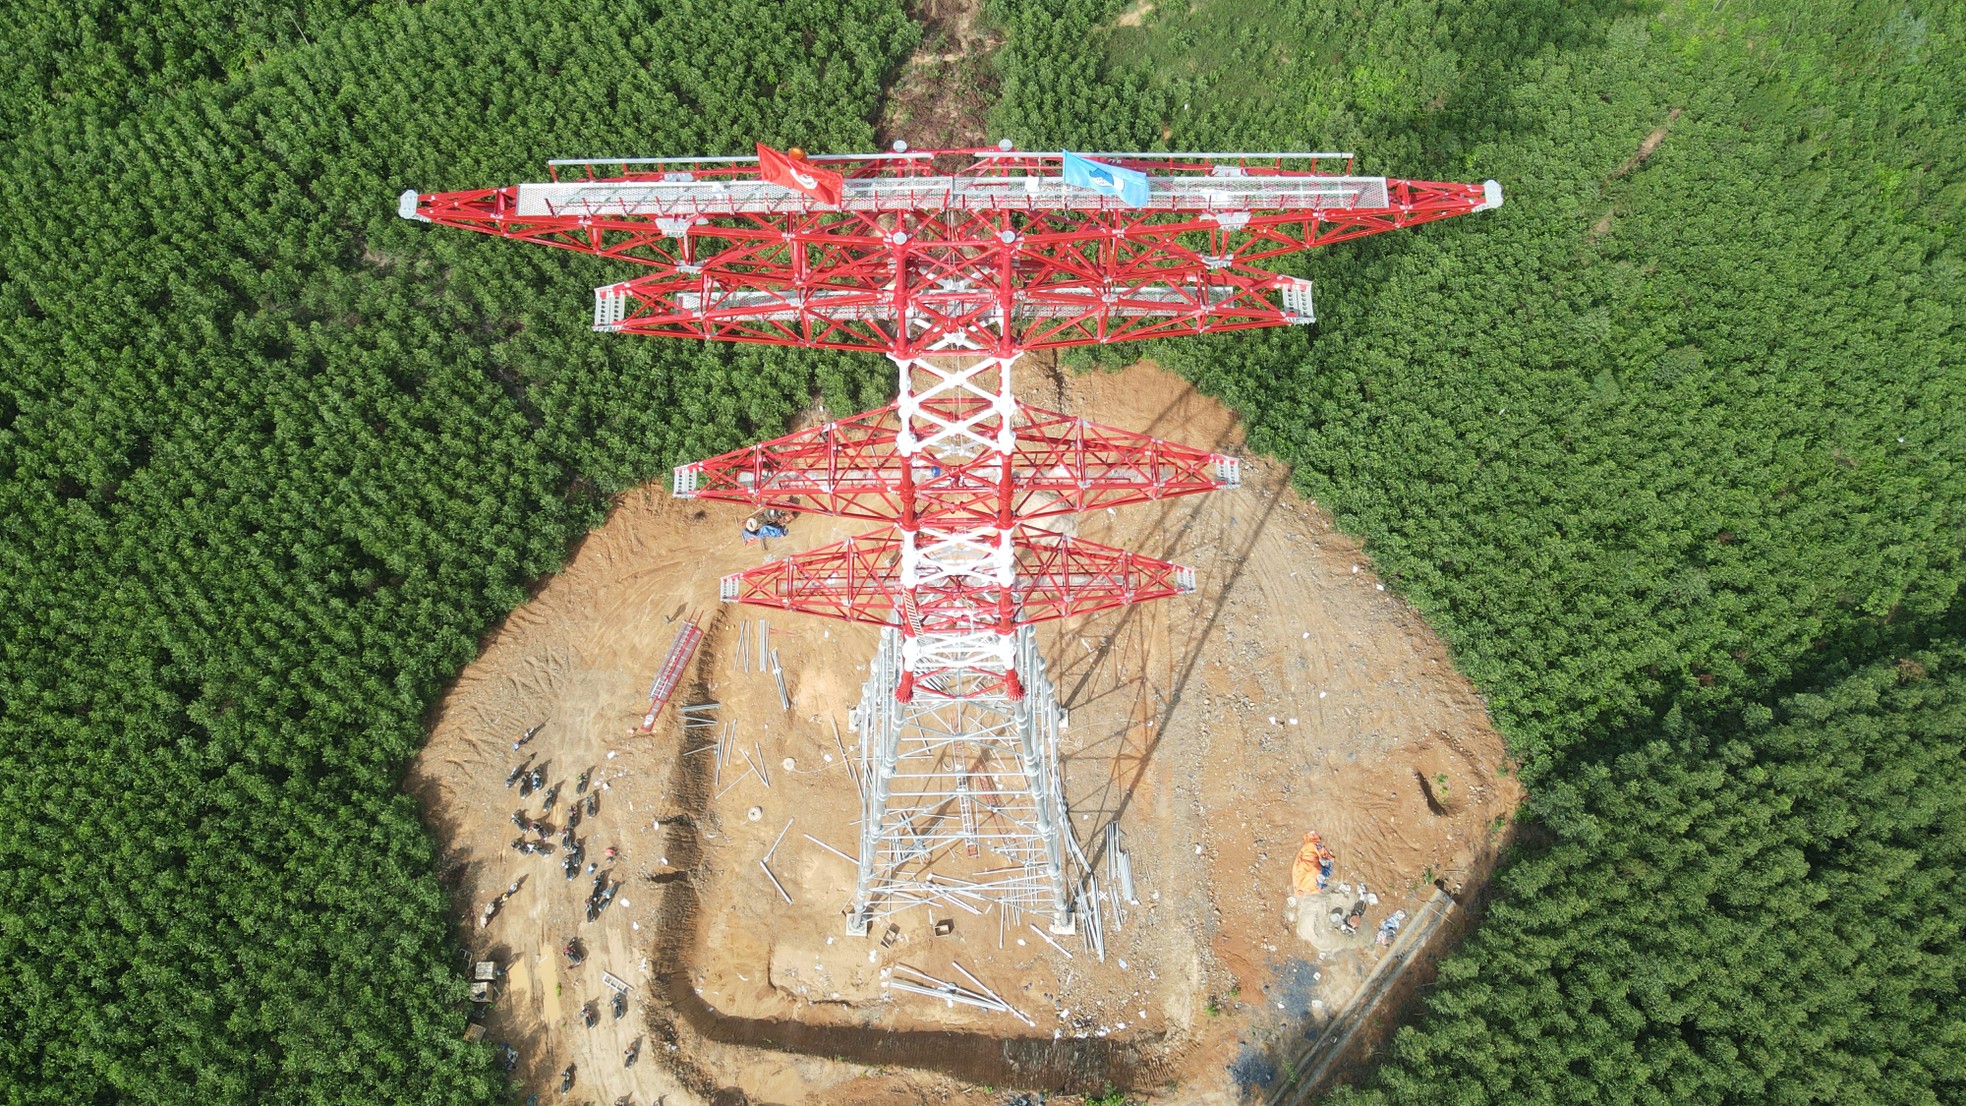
847 628 904 935
1014 629 1075 935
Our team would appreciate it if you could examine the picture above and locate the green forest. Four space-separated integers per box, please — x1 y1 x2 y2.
993 0 1966 1101
0 2 906 1102
0 0 1959 1103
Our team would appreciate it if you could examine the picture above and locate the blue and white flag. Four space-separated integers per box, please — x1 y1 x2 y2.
1061 151 1151 208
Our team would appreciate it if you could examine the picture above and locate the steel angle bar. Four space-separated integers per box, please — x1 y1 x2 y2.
759 861 793 904
765 818 795 862
803 833 856 864
1030 924 1075 959
951 962 1034 1027
714 763 755 799
893 964 959 989
885 980 1008 1013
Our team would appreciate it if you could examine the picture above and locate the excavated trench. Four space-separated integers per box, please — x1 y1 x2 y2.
636 667 1176 1098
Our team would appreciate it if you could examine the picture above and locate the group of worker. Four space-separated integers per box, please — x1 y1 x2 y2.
739 509 790 544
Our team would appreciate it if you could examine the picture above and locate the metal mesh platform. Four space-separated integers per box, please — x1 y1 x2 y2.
519 174 1390 219
596 282 1252 328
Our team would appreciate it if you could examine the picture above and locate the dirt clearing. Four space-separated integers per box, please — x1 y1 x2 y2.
876 0 999 152
411 359 1521 1104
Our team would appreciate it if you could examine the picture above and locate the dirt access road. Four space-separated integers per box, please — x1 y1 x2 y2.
410 360 1520 1104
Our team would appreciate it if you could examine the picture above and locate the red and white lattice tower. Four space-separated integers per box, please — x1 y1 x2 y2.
402 144 1500 933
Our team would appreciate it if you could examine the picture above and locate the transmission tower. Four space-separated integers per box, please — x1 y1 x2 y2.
402 144 1500 934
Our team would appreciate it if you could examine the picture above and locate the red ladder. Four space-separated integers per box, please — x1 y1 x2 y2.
637 619 703 731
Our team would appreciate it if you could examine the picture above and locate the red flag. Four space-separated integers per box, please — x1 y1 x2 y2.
756 142 844 207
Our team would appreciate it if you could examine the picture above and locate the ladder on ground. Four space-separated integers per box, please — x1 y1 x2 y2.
957 771 981 858
638 619 703 731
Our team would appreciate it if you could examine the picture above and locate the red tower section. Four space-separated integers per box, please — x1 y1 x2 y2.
404 144 1501 930
402 145 1501 697
405 147 1500 356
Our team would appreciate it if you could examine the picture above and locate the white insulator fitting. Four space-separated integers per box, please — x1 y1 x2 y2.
890 231 909 245
902 638 922 665
892 139 909 153
995 427 1017 453
994 636 1017 664
899 541 922 588
993 530 1017 586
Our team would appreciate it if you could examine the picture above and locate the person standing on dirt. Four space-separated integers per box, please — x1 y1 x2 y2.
513 721 544 752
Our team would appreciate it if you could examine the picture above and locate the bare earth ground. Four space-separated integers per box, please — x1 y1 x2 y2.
409 361 1521 1105
875 0 999 153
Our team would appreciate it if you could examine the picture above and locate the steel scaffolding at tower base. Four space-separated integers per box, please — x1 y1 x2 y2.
848 626 1074 934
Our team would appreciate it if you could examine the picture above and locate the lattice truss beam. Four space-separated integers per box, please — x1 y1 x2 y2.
675 399 1240 523
404 148 1501 356
686 353 1221 703
722 526 1194 631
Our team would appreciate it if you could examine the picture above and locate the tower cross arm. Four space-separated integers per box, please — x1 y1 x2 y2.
676 402 1237 522
720 529 1196 634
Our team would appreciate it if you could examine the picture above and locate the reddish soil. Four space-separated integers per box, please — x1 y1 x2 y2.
409 360 1521 1105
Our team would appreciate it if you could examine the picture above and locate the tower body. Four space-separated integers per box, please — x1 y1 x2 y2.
402 147 1501 929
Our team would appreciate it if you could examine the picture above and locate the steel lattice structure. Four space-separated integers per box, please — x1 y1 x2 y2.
402 145 1500 933
847 624 1074 928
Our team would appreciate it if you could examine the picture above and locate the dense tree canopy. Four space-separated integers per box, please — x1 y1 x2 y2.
1350 644 1966 1104
987 0 1965 1100
2 0 1960 1101
0 3 908 1103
